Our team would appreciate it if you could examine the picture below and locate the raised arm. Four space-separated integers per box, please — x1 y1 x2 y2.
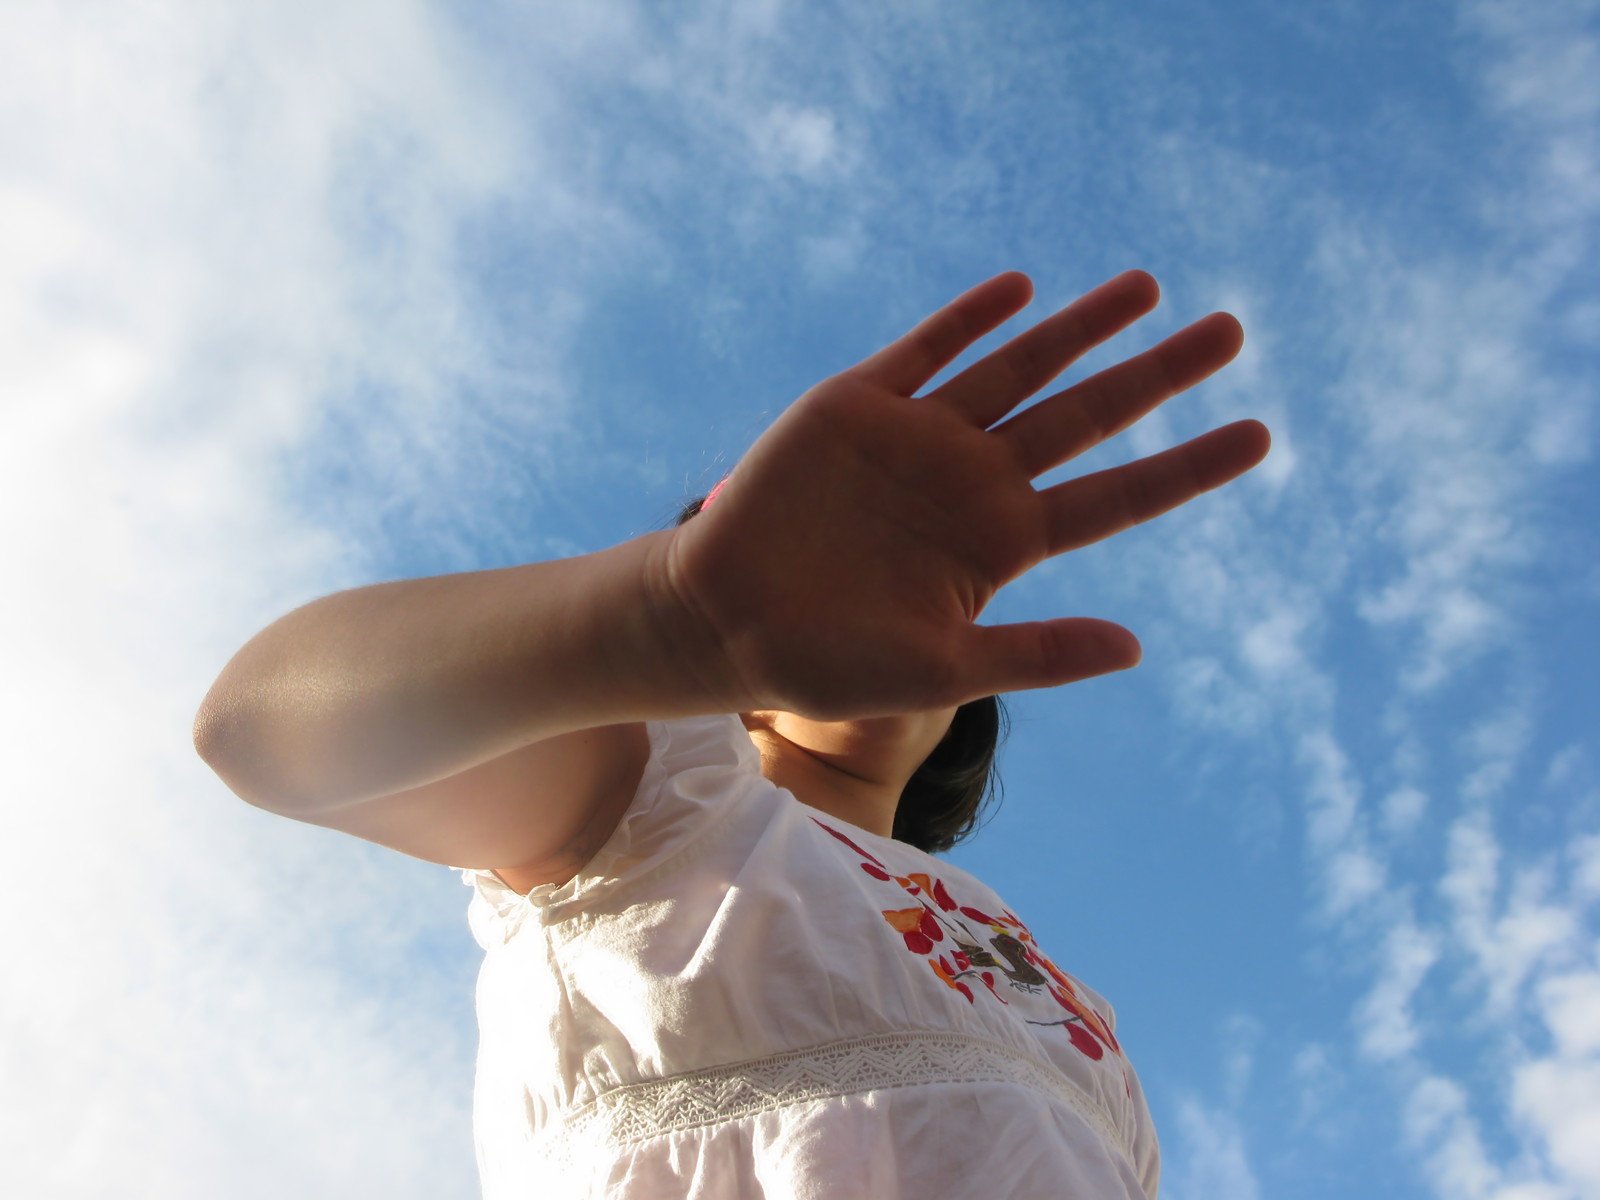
191 531 726 815
193 268 1267 878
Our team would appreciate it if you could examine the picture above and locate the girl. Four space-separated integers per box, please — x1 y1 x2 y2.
195 269 1270 1198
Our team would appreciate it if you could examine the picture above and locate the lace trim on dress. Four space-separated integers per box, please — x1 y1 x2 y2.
537 1030 1132 1173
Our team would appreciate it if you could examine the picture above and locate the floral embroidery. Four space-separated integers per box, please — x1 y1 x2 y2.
811 817 1123 1064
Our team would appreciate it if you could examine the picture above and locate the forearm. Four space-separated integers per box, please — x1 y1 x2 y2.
192 530 730 812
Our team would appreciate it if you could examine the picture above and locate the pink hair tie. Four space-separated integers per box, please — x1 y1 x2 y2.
703 477 730 510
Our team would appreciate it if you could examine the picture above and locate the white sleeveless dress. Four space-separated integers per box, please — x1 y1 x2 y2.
455 713 1161 1198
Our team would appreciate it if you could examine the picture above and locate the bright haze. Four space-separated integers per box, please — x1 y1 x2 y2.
3 3 1595 1198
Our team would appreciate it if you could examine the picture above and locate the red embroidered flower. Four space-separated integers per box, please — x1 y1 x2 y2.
883 905 944 954
979 970 1008 1004
810 816 1119 1060
814 820 886 868
930 957 975 1003
1048 984 1119 1055
1066 1021 1105 1060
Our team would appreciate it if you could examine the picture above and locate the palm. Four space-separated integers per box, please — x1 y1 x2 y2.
663 270 1270 719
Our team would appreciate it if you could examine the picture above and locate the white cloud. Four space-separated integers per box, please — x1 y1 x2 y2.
1491 1183 1577 1200
748 103 846 180
5 2 1593 1197
1169 1097 1261 1200
1442 814 1584 1018
1382 785 1430 839
800 223 869 284
1460 696 1535 804
1310 226 1568 694
1325 847 1389 918
1442 811 1500 932
1510 1056 1600 1195
1115 2 1600 1186
1403 1075 1503 1200
1056 0 1600 1193
1571 836 1600 901
1239 604 1313 682
1356 919 1441 1061
1467 0 1600 237
1543 744 1588 791
1297 730 1361 853
1171 653 1273 736
1220 1014 1262 1107
1290 1042 1342 1132
1536 971 1600 1058
0 2 575 1194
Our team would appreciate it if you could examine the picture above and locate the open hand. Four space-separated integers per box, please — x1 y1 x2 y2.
654 270 1271 720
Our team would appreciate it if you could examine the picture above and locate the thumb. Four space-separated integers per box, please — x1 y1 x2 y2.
956 618 1142 697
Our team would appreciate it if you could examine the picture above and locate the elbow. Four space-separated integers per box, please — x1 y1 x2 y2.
191 689 304 814
192 679 247 768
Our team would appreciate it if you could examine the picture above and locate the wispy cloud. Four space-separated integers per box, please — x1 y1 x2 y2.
0 2 544 1193
1083 0 1599 1194
1513 982 1600 1189
1167 1094 1262 1200
1355 918 1441 1062
1289 1042 1346 1134
6 2 1595 1197
1400 1075 1504 1200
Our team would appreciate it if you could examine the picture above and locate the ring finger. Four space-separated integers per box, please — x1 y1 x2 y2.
993 312 1245 479
927 269 1161 428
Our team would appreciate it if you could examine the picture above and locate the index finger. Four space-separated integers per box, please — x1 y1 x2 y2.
851 271 1034 396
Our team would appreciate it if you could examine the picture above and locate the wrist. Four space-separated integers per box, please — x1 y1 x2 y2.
627 528 762 718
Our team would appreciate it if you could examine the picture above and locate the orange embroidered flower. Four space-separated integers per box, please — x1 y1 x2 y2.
1047 983 1119 1054
930 956 975 1003
1039 955 1081 998
900 872 955 909
809 815 1120 1061
883 905 943 954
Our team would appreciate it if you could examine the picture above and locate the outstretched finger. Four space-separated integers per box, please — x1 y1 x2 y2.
852 271 1034 396
1039 420 1271 555
993 312 1244 479
930 269 1160 429
955 617 1143 698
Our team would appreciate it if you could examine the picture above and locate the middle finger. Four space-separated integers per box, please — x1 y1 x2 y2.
926 269 1160 428
993 312 1245 479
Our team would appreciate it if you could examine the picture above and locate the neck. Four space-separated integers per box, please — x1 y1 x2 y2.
739 710 946 839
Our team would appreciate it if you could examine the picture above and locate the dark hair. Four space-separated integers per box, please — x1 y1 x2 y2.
674 492 1007 855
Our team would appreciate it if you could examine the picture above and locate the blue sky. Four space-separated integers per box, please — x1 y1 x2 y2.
3 1 1596 1196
